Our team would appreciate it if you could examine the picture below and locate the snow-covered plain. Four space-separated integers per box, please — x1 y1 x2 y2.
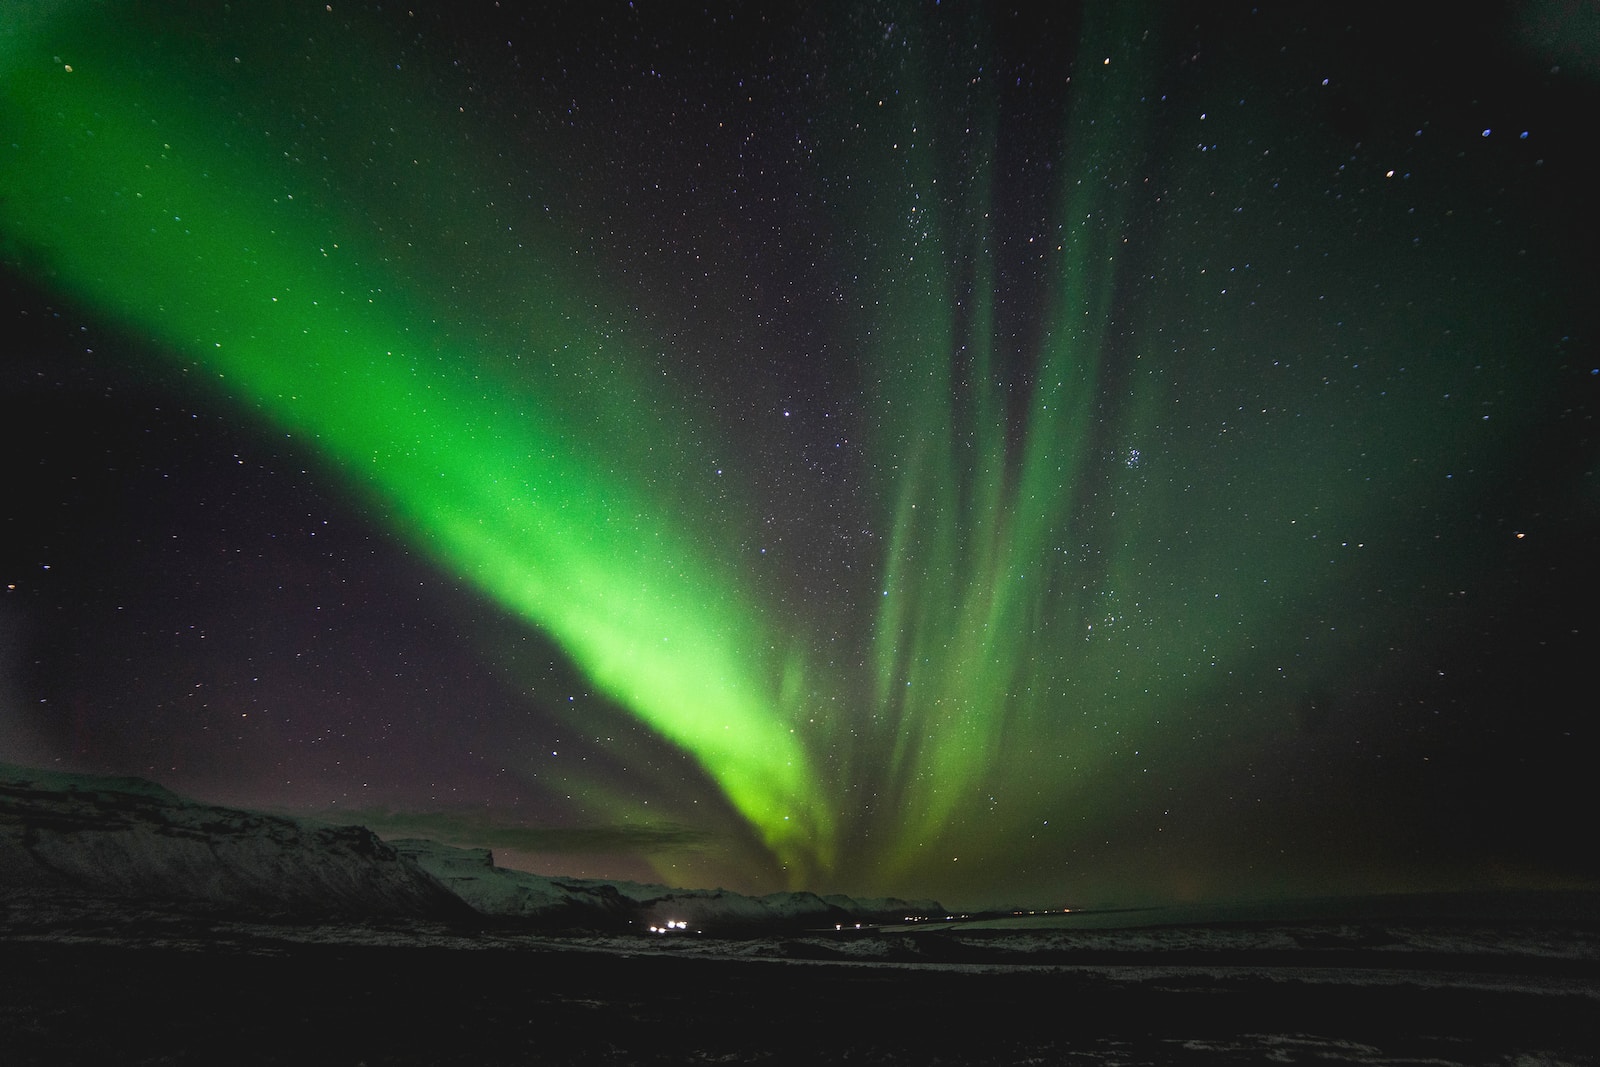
3 764 1596 1065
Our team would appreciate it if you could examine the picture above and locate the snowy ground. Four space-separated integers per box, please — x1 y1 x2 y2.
7 771 1591 1061
2 900 1595 1064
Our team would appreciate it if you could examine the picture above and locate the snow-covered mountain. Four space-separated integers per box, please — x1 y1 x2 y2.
393 837 942 930
0 765 945 931
387 838 634 924
0 764 465 918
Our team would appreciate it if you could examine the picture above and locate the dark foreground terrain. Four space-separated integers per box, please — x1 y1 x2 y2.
2 923 1596 1065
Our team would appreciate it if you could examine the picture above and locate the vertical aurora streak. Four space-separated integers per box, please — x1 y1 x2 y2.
840 7 1168 881
4 2 1587 903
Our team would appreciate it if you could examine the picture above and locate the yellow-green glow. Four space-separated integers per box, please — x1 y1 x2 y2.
0 7 832 881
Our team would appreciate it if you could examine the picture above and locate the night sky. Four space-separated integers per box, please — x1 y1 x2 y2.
4 1 1597 909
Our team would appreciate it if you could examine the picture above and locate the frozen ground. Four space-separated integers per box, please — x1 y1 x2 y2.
3 769 1594 1062
1 899 1595 1065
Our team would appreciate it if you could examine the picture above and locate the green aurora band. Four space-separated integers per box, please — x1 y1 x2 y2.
2 3 1549 898
2 3 834 880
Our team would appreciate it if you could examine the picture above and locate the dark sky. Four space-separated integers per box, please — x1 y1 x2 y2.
3 1 1597 909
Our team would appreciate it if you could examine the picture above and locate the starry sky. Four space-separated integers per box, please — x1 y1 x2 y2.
3 1 1597 909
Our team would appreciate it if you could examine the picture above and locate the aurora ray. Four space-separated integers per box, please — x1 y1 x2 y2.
829 6 1170 882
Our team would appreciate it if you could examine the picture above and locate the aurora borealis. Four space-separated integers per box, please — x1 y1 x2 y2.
4 2 1597 907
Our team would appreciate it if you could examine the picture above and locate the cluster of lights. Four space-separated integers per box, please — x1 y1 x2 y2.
648 920 689 934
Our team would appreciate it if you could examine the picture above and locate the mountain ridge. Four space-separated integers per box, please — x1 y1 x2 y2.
0 764 945 931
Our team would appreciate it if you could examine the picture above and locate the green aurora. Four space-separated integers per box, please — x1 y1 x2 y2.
3 2 1588 904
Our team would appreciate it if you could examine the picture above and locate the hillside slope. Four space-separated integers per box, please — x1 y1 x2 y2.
0 764 463 918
